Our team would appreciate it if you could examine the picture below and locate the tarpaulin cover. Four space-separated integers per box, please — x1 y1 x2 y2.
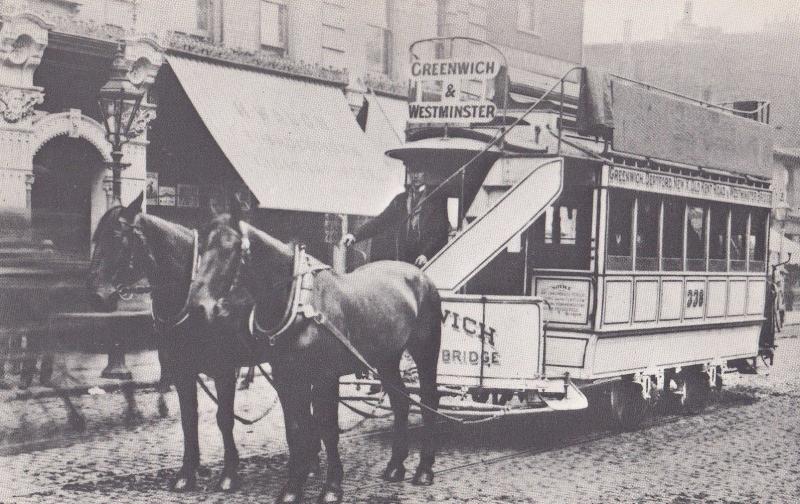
577 68 774 178
167 55 403 216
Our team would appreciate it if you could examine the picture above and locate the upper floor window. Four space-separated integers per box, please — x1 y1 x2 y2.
366 25 391 75
322 1 346 68
261 1 287 52
517 0 540 35
196 0 210 32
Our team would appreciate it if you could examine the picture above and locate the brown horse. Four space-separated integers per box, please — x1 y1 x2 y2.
189 212 442 504
87 193 282 492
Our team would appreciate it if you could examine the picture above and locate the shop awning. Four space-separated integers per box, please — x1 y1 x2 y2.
365 94 407 150
167 55 403 216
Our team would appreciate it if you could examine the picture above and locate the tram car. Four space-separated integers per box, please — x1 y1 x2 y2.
348 38 776 428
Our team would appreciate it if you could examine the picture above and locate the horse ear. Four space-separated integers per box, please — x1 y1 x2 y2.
120 192 144 222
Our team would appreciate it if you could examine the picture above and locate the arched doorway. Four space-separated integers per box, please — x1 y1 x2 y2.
31 136 105 259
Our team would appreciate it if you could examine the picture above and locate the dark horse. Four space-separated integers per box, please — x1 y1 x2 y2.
188 212 442 504
88 193 278 492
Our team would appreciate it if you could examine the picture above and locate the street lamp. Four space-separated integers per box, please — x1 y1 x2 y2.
97 46 144 380
98 45 144 203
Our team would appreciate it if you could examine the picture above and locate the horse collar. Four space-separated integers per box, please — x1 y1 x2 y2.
152 229 199 331
249 244 330 346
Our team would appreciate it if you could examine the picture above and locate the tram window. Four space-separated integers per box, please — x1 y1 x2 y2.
708 204 728 272
635 196 659 271
662 198 684 271
544 206 577 245
686 204 707 271
730 207 748 272
749 209 767 272
607 191 634 271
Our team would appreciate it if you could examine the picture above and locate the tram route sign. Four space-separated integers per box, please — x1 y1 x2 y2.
607 165 772 208
407 57 501 124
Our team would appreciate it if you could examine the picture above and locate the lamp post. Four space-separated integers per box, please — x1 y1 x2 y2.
97 46 144 380
98 46 144 203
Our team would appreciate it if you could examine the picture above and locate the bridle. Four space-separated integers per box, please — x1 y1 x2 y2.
233 221 330 346
110 218 199 330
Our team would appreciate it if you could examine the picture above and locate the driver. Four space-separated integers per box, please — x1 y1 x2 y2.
343 170 449 267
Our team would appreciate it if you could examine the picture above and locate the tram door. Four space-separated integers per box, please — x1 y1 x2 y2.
31 137 104 259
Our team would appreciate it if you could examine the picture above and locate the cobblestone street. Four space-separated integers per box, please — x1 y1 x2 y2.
2 331 800 504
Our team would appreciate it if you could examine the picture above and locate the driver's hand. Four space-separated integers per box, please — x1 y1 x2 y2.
414 255 428 267
342 233 356 247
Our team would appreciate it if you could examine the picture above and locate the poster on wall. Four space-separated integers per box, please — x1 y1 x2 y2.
158 185 176 206
146 172 159 206
177 184 200 208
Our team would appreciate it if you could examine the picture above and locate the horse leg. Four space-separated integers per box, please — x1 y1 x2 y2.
171 372 200 492
274 375 315 504
379 361 410 483
214 369 240 492
313 377 343 504
408 347 440 486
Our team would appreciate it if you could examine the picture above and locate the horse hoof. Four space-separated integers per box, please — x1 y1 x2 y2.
317 483 343 504
308 456 321 479
412 468 434 486
276 487 303 504
170 476 196 492
217 474 240 492
382 465 406 483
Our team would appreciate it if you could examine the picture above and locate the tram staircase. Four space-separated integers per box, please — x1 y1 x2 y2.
422 151 563 292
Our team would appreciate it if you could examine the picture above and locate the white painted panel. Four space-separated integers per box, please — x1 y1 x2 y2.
660 280 683 321
591 325 760 377
728 279 748 315
706 280 727 317
604 280 632 324
424 159 563 291
634 280 659 322
684 279 706 319
747 279 766 315
438 295 543 389
545 337 587 368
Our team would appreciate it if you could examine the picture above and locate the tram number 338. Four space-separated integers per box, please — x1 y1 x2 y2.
687 289 705 308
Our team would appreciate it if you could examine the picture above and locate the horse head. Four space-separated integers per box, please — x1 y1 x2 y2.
87 192 148 311
190 205 293 325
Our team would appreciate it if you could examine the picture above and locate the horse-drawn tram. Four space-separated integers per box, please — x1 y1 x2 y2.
346 37 777 429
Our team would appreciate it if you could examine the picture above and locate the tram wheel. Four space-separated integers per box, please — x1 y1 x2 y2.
609 380 649 431
678 370 710 415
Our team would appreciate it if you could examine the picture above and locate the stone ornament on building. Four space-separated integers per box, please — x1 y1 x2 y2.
0 86 44 123
121 106 157 140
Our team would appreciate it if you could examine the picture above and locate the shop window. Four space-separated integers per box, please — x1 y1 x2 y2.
635 195 659 271
662 198 684 271
260 1 287 52
366 25 391 75
730 207 748 272
749 209 767 272
708 204 728 272
607 191 634 271
686 203 706 271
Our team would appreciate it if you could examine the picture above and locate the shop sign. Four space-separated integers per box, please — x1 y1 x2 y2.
607 166 772 207
408 57 500 124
